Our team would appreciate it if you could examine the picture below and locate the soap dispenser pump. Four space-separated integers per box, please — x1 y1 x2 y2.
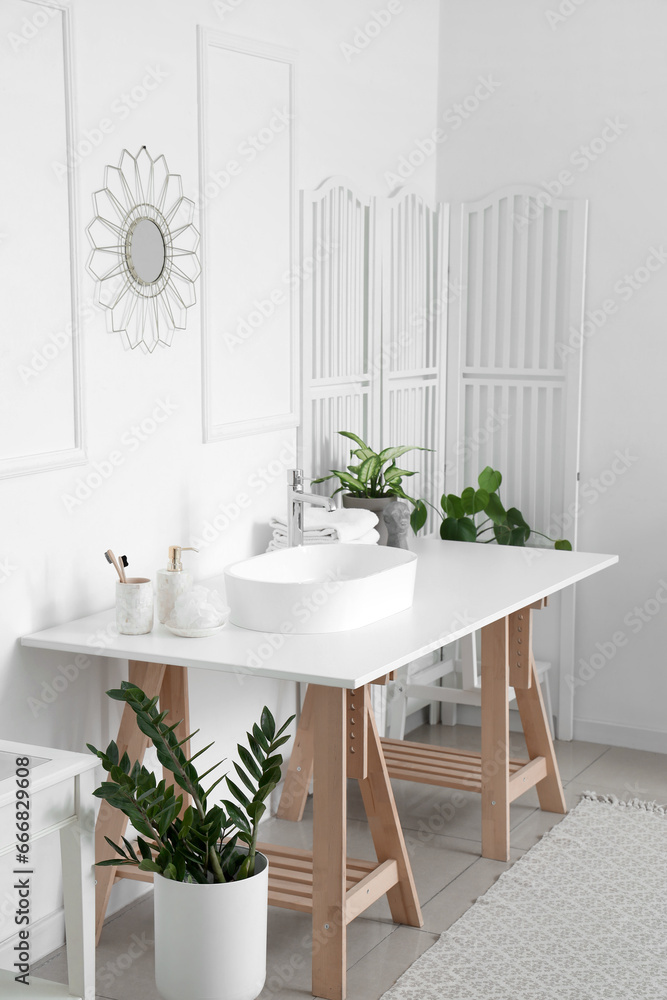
157 545 198 624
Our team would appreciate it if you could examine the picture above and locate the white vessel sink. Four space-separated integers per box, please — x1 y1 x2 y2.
224 544 417 634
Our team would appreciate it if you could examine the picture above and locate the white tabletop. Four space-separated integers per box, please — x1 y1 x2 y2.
22 540 618 689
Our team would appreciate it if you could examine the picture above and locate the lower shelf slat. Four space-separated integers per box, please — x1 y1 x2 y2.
114 841 388 920
380 737 541 799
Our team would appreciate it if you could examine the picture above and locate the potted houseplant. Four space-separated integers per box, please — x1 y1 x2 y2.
312 430 430 545
87 682 294 1000
410 465 572 549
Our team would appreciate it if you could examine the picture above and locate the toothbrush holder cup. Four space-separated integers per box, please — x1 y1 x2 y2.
116 578 154 635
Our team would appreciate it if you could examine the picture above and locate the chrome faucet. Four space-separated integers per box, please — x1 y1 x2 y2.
287 468 336 547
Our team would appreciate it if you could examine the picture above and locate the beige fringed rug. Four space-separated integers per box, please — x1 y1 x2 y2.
382 793 667 1000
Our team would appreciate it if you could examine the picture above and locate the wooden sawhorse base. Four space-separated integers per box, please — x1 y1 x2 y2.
93 667 421 1000
278 601 567 863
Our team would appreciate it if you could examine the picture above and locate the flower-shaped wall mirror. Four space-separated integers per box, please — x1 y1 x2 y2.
86 147 200 353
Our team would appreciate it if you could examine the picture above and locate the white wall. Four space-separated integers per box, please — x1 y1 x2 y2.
0 0 440 958
435 0 667 753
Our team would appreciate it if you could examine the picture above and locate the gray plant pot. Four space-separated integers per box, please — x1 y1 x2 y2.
342 494 398 546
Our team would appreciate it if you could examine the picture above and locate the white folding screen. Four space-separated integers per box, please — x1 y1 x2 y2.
446 186 588 737
300 178 448 528
299 180 588 738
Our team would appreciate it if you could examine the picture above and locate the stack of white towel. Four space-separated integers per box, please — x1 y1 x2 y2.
266 508 379 551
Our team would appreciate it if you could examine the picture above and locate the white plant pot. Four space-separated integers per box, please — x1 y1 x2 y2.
154 852 269 1000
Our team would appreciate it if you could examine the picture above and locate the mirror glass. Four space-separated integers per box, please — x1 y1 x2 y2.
127 218 165 283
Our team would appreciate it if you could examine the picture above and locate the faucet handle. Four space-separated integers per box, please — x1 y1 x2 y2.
288 468 304 488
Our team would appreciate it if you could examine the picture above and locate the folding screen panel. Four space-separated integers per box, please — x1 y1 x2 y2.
446 186 588 737
378 190 449 530
299 177 380 481
300 179 448 528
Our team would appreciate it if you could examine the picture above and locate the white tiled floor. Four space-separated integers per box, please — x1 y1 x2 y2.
33 724 667 1000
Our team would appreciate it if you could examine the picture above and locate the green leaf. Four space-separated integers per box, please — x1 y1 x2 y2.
379 445 431 462
137 838 153 862
274 715 296 739
226 778 252 812
122 837 140 863
251 725 269 754
137 859 162 873
358 455 382 485
506 507 529 530
233 760 257 796
331 470 365 494
260 707 276 741
442 494 465 519
493 523 511 545
484 492 507 525
338 430 369 449
439 516 476 542
461 487 490 515
104 836 128 860
410 499 428 533
555 539 572 551
384 466 416 483
478 467 502 493
310 474 334 485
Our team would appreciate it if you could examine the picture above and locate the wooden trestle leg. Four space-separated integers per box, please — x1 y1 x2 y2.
277 683 315 821
282 601 567 873
310 683 422 1000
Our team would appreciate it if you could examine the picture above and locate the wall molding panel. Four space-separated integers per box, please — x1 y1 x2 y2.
0 0 85 479
198 28 298 442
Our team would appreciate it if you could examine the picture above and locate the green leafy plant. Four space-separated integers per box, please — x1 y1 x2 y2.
410 466 572 550
87 682 294 883
311 430 430 506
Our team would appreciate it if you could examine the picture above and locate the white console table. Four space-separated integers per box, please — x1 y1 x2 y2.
0 741 97 1000
22 539 617 1000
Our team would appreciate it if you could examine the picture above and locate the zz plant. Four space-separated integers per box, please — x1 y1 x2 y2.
410 466 572 550
311 430 430 506
87 682 294 883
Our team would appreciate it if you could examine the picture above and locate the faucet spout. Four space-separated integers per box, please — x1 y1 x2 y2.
286 469 336 547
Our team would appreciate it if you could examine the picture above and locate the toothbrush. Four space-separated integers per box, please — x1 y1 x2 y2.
104 550 124 583
119 555 128 584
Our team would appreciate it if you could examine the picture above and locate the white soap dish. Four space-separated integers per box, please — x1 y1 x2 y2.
165 622 228 638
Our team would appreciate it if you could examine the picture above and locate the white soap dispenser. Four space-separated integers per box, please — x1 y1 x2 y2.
157 545 198 624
